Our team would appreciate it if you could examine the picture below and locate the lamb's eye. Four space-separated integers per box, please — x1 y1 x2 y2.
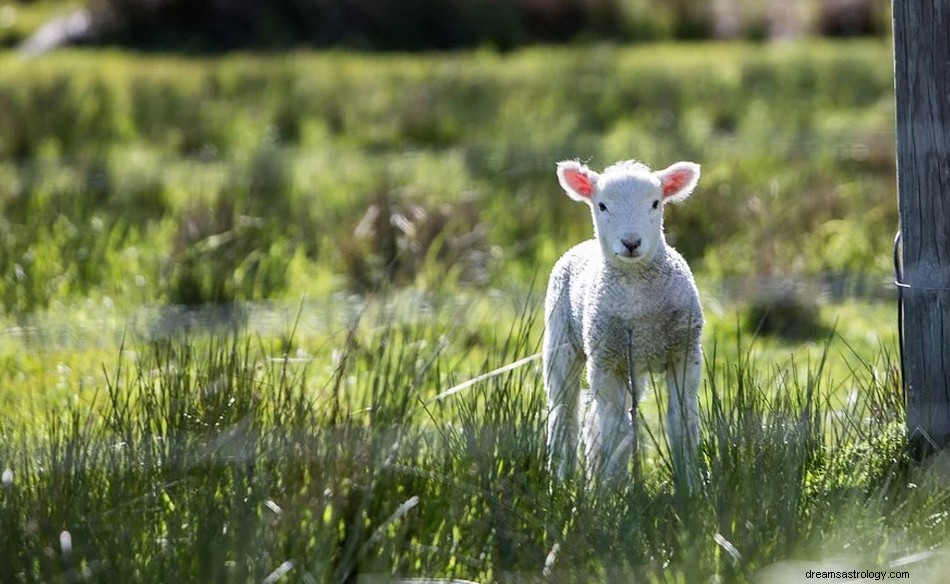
652 200 660 210
598 202 607 212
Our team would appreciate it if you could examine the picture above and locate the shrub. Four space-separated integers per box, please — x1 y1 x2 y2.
339 190 492 292
742 285 829 340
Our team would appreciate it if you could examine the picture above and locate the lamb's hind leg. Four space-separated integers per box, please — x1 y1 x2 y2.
666 342 702 488
544 327 584 479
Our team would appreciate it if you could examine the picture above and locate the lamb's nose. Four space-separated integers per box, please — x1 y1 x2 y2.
621 238 642 253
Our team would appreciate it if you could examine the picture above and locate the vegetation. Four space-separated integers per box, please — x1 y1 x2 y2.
0 36 927 582
2 0 890 52
0 41 896 313
0 303 942 582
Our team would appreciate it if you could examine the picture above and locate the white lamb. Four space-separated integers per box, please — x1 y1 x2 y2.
543 159 703 484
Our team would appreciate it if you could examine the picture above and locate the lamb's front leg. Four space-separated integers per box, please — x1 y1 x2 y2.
544 329 584 480
666 343 702 488
583 362 635 483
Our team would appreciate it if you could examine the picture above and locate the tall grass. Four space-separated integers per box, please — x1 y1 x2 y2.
0 302 944 583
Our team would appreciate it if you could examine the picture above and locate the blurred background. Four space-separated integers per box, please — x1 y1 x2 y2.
3 0 890 51
0 0 895 339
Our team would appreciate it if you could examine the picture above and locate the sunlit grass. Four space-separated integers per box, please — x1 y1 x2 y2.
0 289 897 422
0 298 944 583
0 40 897 311
0 38 921 581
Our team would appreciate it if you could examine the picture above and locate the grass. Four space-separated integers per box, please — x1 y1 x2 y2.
0 37 925 582
0 289 897 425
0 40 898 312
0 300 945 583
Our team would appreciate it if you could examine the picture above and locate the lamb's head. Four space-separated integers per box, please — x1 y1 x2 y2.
556 159 700 265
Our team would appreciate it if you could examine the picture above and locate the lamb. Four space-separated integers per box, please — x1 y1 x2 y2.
543 158 703 484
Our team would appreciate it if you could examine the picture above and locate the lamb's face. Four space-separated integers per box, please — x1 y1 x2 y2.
591 172 664 263
556 159 701 265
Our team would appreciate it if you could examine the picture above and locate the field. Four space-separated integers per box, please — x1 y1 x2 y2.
2 39 946 582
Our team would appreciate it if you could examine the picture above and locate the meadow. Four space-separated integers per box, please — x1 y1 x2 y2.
2 39 944 582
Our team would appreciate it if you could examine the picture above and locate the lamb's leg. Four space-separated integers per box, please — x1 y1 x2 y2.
544 327 584 480
583 363 634 483
666 343 702 489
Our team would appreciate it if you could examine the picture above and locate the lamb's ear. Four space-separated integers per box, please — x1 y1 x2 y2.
556 161 599 202
656 161 700 203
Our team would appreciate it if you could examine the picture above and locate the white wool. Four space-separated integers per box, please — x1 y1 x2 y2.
544 158 703 484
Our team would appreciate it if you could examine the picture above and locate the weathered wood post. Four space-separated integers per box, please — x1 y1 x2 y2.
893 1 950 454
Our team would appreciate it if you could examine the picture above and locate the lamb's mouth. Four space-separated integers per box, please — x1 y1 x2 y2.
615 248 644 261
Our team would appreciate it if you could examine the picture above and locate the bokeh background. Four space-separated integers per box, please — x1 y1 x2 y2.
1 0 896 325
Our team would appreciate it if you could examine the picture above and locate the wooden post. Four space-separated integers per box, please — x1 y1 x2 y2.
893 1 950 454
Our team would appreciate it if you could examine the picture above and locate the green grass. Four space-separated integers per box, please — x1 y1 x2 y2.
0 38 924 581
0 40 897 312
0 302 944 583
0 289 897 425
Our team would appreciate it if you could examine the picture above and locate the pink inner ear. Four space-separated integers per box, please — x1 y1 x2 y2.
662 169 691 198
564 169 594 198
